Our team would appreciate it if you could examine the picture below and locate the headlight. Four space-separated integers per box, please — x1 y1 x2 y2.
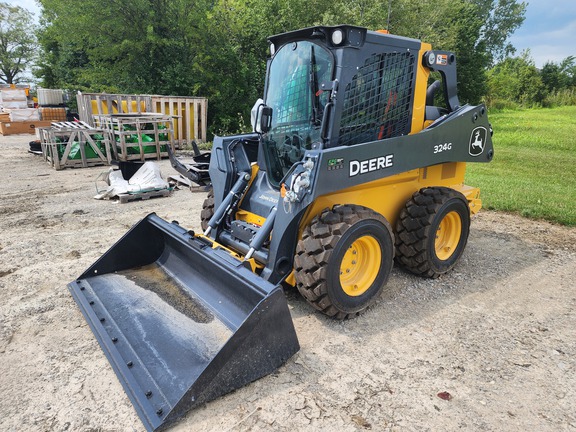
331 29 344 45
270 43 276 56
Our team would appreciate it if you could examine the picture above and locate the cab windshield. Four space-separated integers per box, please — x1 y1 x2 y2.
263 41 333 186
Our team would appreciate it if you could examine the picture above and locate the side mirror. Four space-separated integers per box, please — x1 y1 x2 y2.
259 105 272 134
251 99 273 134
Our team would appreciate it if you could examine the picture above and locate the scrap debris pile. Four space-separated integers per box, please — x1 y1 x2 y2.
95 161 172 203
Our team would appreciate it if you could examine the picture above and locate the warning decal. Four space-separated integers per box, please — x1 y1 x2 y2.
436 54 448 66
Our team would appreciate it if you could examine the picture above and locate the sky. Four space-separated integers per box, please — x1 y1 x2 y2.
8 0 576 69
509 0 576 67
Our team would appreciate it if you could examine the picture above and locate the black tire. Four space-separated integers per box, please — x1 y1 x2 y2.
200 189 214 231
294 205 394 320
29 140 42 152
395 187 470 278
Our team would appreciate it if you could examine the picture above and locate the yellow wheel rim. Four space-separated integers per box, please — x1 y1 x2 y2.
340 235 381 297
435 211 462 260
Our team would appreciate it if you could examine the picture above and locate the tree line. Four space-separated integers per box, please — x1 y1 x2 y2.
1 0 574 136
486 52 576 109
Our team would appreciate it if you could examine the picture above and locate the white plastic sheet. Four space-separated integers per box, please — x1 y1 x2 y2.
95 162 169 200
7 108 40 121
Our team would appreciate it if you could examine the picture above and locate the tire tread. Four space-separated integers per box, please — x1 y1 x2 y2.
295 205 393 319
395 187 469 278
200 189 215 231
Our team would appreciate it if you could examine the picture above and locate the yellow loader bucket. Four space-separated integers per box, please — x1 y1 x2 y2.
68 214 299 431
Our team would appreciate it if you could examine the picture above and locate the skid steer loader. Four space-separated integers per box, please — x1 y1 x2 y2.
69 25 493 431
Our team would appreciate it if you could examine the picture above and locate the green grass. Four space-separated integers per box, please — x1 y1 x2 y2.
466 106 576 226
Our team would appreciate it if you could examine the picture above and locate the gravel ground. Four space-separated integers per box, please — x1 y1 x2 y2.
1 133 575 432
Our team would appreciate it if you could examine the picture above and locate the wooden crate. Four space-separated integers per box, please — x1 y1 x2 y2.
77 92 207 145
95 114 175 162
77 92 152 123
0 120 52 135
39 121 112 170
152 96 207 144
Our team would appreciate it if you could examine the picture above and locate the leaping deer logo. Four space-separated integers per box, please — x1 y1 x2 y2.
471 130 484 152
469 127 487 156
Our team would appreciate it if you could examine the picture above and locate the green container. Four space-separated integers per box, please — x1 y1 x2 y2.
58 141 107 160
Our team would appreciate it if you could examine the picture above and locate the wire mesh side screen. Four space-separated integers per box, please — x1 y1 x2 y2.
339 52 416 146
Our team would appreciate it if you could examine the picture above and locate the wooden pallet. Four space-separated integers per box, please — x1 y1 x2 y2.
50 120 93 130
